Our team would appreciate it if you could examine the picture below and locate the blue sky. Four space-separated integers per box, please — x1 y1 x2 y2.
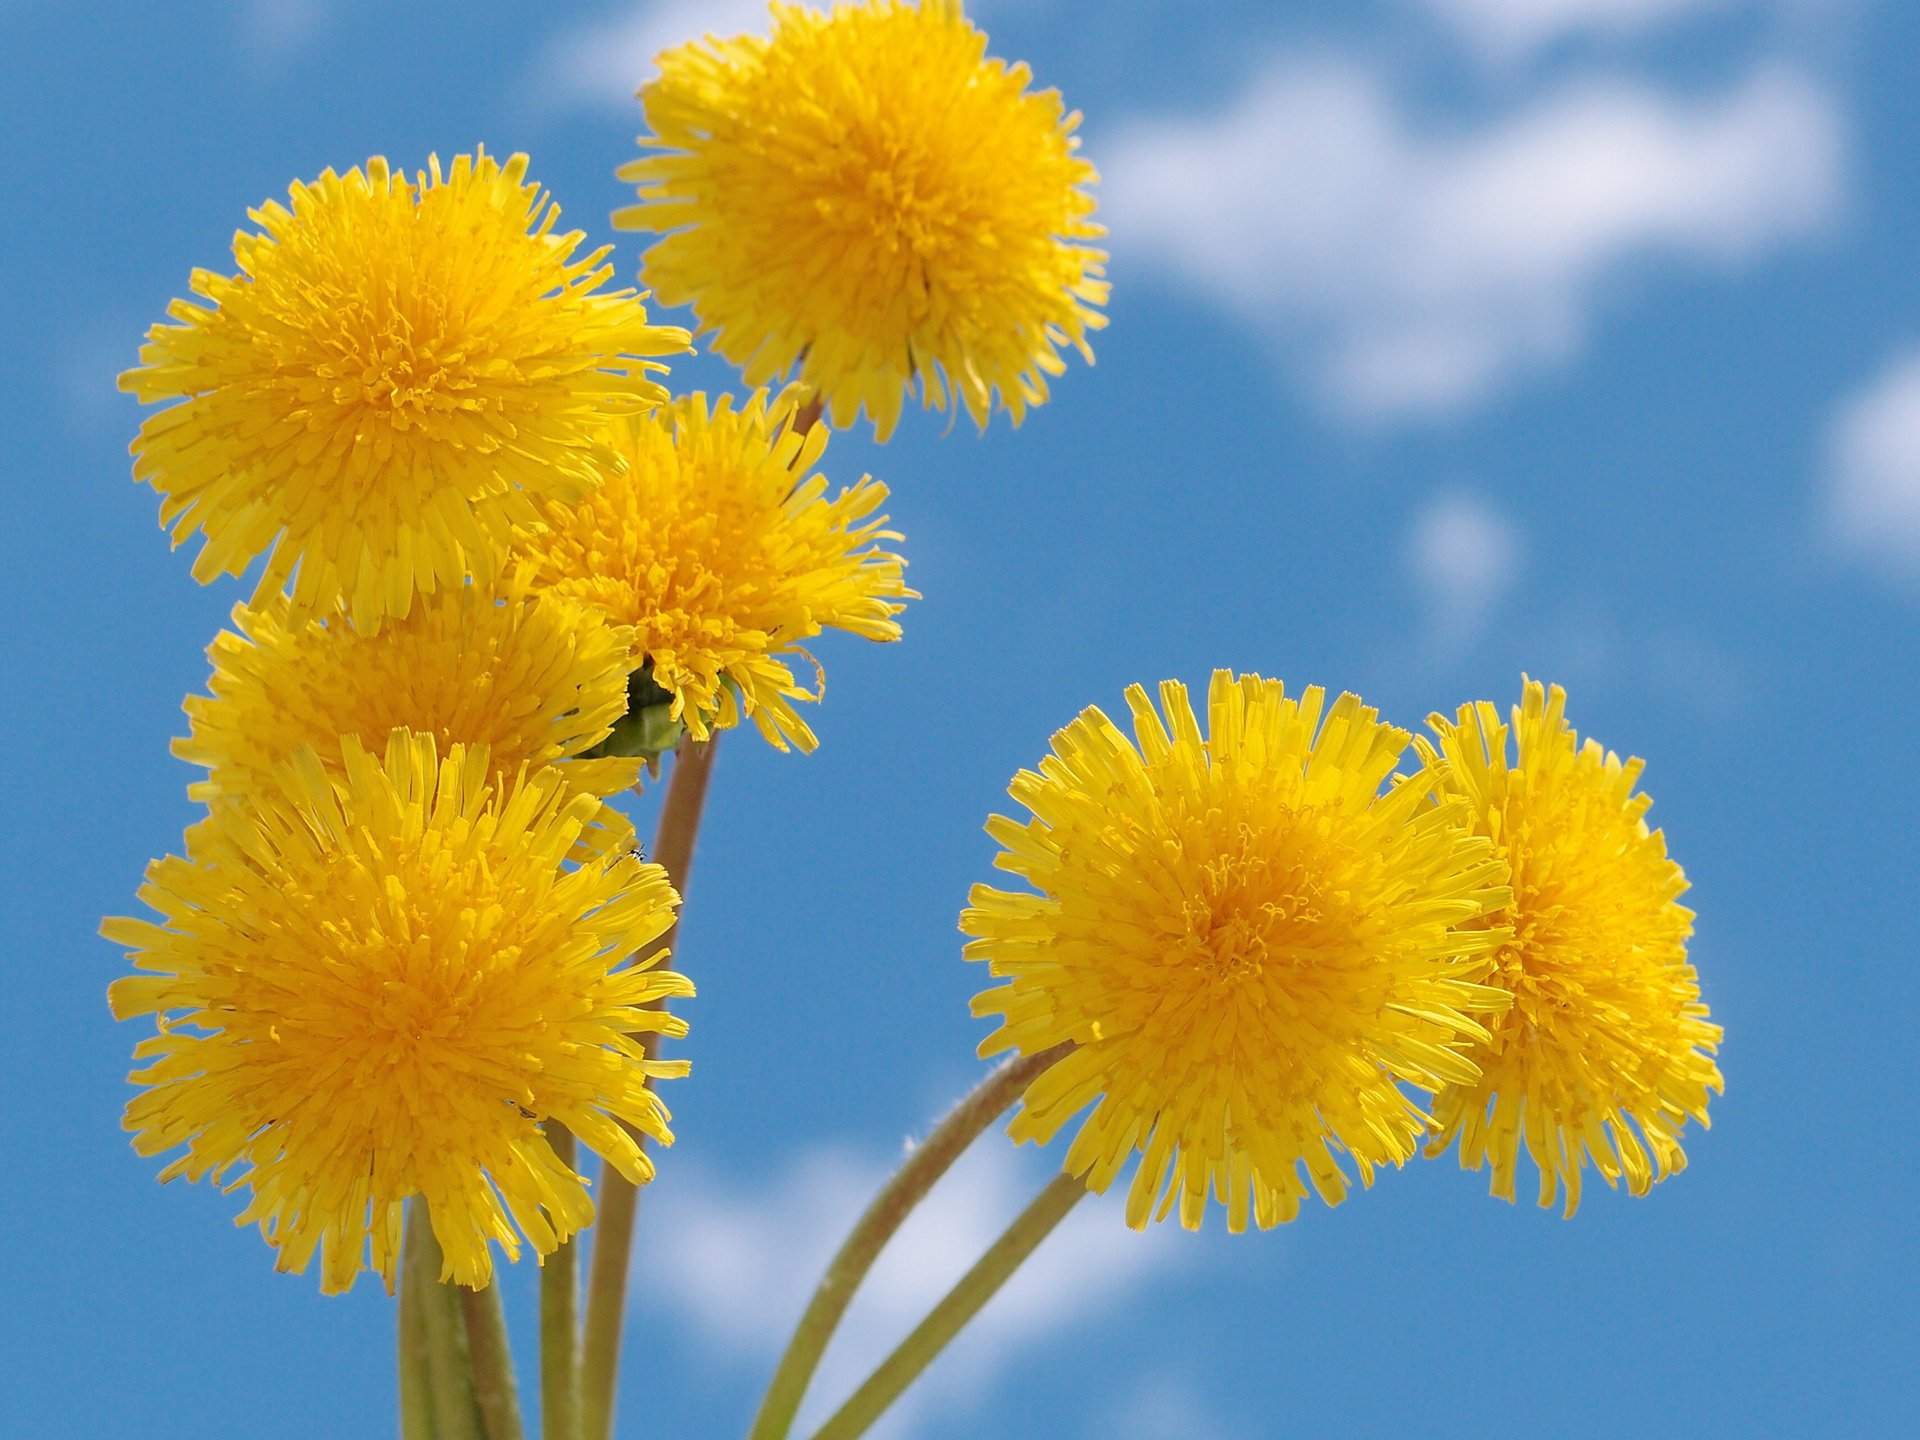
4 0 1917 1435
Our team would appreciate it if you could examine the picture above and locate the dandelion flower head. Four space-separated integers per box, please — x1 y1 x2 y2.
963 672 1513 1231
122 150 688 631
1416 679 1723 1214
514 389 911 753
618 0 1107 440
105 733 692 1294
176 586 645 848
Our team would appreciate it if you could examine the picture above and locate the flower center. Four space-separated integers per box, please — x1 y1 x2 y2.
812 120 952 267
1171 820 1344 996
322 286 474 428
1488 827 1647 1046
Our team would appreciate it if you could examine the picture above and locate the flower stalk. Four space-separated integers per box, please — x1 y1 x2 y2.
791 391 825 438
579 734 719 1440
404 1200 483 1440
460 1280 526 1440
398 1209 437 1440
807 1173 1088 1440
748 1045 1069 1440
542 1125 582 1440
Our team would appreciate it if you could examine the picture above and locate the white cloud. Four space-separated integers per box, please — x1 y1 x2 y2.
1487 610 1754 722
643 1133 1186 1439
1644 623 1753 717
1406 491 1521 647
1103 1373 1246 1440
1826 349 1920 574
57 324 142 435
525 0 775 116
1417 0 1746 61
525 0 1018 118
1102 61 1842 423
231 0 328 66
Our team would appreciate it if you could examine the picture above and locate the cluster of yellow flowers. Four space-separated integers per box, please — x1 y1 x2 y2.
108 136 923 1289
967 673 1722 1230
101 1 1720 1436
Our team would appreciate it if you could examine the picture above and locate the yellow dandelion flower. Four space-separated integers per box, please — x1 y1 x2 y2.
1415 679 1723 1214
121 149 689 632
514 389 912 752
618 0 1107 441
962 672 1513 1232
176 586 644 850
104 733 692 1294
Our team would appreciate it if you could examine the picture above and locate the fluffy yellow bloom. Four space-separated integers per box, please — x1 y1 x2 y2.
105 733 691 1294
122 150 688 632
1416 680 1723 1214
514 390 911 752
618 0 1107 440
176 587 644 849
963 673 1513 1231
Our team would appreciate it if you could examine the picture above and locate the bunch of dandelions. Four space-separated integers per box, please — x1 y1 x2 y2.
104 6 1722 1440
745 672 1720 1440
108 128 921 1438
112 143 705 1299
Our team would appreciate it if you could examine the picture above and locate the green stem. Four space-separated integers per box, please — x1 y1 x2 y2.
807 1173 1087 1440
407 1201 483 1440
747 1046 1069 1440
792 391 825 437
460 1280 526 1440
577 1165 641 1440
543 1126 582 1440
399 1206 437 1440
580 735 719 1440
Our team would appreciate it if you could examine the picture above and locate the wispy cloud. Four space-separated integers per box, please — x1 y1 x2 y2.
231 0 328 67
643 1132 1188 1438
1826 349 1920 577
522 0 1021 119
57 323 142 437
1405 490 1522 650
1101 1372 1246 1440
523 0 773 117
1414 0 1747 62
1102 60 1842 423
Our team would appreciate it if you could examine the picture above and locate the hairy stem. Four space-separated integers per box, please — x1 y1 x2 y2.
460 1280 526 1440
579 735 719 1440
398 1206 437 1440
406 1201 483 1440
792 391 825 437
747 1046 1069 1440
807 1173 1087 1440
542 1125 582 1440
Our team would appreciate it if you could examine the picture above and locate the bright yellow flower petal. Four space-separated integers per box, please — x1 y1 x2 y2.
122 150 689 632
618 0 1107 440
1416 678 1723 1214
105 733 691 1294
514 390 912 752
176 587 644 851
963 672 1513 1232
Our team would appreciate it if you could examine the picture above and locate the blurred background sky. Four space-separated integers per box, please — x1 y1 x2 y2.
3 0 1917 1435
